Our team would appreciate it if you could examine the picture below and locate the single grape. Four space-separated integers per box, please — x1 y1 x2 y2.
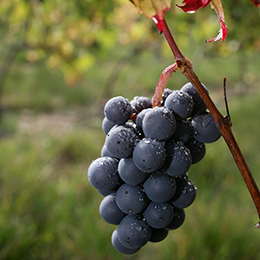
111 228 141 255
143 201 174 229
104 96 132 124
105 124 137 158
130 96 152 115
164 141 192 177
171 175 196 209
125 121 139 133
144 170 176 203
99 193 126 225
102 117 116 135
149 228 169 243
152 88 173 106
116 183 150 215
118 157 149 185
136 108 152 133
142 106 176 141
171 119 194 144
192 112 221 143
161 88 173 106
117 214 152 249
180 82 208 115
101 144 117 158
88 157 122 191
186 137 206 164
163 138 176 171
97 188 117 197
165 207 185 230
165 90 194 120
133 138 166 173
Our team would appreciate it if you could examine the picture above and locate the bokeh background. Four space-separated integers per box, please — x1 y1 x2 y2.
0 0 260 259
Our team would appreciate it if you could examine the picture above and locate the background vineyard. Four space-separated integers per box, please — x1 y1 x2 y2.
0 0 260 259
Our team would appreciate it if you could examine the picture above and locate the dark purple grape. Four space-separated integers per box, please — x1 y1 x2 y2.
152 88 173 106
104 96 132 124
143 201 174 228
111 228 141 255
117 214 152 249
165 90 194 120
165 207 185 230
171 119 194 144
116 183 150 215
133 138 166 173
149 228 169 243
118 157 149 185
164 141 192 177
180 82 208 115
192 112 221 143
142 106 176 141
171 175 196 209
130 96 152 115
99 193 126 225
105 125 137 158
102 117 116 135
101 144 117 158
144 170 176 203
161 88 173 106
136 108 152 133
186 138 206 164
97 187 118 197
88 157 121 191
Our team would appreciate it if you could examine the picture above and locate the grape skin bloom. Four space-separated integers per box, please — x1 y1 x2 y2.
133 138 166 173
104 96 132 125
142 106 176 141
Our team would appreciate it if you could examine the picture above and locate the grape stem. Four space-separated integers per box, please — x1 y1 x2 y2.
223 77 232 124
152 63 177 107
161 18 260 226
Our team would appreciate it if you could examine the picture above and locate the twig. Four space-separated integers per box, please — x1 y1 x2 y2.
162 18 260 226
223 77 232 125
152 63 177 107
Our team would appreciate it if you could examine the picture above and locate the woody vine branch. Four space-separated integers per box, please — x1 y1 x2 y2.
153 18 260 226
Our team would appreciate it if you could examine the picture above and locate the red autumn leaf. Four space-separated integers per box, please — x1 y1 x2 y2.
177 0 228 42
249 0 260 7
207 0 227 42
129 0 172 32
177 0 211 12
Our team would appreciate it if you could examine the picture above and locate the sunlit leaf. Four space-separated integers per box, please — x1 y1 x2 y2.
129 0 172 31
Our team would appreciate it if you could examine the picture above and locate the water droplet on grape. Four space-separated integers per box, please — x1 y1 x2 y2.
135 225 143 232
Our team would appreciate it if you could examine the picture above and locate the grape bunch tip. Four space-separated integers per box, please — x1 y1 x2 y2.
88 82 221 255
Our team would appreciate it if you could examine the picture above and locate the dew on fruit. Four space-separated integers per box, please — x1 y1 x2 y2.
135 225 143 232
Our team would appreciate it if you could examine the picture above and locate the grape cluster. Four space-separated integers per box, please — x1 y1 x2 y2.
88 82 221 254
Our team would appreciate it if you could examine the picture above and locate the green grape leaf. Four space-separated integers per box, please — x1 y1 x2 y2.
129 0 172 32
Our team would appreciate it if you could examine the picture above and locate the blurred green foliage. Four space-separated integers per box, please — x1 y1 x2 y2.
0 0 259 87
0 0 260 259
